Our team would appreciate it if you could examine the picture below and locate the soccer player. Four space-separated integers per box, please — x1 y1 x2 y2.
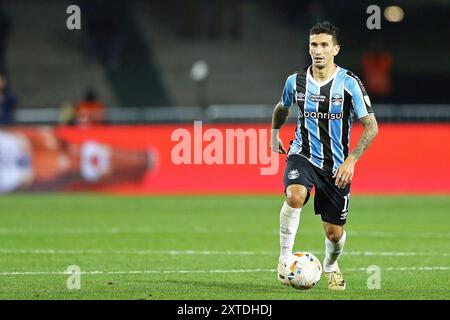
271 22 379 290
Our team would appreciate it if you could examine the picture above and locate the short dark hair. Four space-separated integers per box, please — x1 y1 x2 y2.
309 21 340 45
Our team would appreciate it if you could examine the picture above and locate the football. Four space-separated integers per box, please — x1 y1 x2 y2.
287 252 322 290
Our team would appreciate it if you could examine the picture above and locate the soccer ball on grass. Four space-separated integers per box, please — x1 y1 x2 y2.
287 251 322 290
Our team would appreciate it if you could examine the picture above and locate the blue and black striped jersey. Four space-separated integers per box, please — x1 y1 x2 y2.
280 66 374 174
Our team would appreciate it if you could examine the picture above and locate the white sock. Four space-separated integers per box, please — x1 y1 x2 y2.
323 231 347 273
279 201 301 262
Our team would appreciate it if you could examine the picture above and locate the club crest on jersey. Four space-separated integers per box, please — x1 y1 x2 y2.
296 92 305 102
288 169 300 180
331 94 343 105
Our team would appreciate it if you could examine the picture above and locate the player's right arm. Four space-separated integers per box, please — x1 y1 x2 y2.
271 74 296 154
271 102 289 154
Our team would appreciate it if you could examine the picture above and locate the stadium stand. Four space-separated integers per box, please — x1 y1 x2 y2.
134 1 306 106
3 0 118 108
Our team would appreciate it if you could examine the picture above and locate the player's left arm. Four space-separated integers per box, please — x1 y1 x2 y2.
334 114 378 188
334 73 379 188
349 114 379 160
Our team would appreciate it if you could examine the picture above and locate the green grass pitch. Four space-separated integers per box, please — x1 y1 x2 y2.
0 194 449 300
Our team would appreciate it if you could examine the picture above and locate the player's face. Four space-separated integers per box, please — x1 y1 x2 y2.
309 34 340 69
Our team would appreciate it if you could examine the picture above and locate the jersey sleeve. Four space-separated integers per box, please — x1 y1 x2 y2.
280 74 297 108
345 72 374 119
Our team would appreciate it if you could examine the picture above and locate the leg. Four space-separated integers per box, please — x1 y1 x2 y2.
285 184 308 209
313 168 350 290
277 184 308 285
323 221 344 243
279 184 308 260
322 221 347 290
277 155 315 285
323 221 346 271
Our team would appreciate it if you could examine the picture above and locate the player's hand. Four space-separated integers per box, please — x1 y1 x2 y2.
333 155 357 189
270 131 287 154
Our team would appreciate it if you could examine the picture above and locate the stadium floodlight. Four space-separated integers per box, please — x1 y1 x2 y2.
190 60 210 83
384 6 404 22
190 60 210 111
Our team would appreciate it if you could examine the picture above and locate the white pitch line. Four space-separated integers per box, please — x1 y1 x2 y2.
345 267 450 272
343 251 450 257
0 249 264 255
0 267 449 276
0 228 450 239
0 269 273 276
0 248 449 257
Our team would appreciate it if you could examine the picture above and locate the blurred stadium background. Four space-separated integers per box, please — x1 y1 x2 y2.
0 0 449 299
1 0 450 121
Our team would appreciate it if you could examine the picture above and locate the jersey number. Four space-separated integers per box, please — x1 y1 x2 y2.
342 195 350 213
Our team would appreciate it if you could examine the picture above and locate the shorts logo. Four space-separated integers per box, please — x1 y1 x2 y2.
331 94 343 105
341 195 350 220
288 169 300 180
296 92 305 102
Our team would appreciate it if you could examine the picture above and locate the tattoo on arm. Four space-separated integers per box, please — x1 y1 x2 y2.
350 114 379 160
272 102 290 129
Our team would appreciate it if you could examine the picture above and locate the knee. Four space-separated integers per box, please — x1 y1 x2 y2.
286 187 307 208
326 229 343 243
